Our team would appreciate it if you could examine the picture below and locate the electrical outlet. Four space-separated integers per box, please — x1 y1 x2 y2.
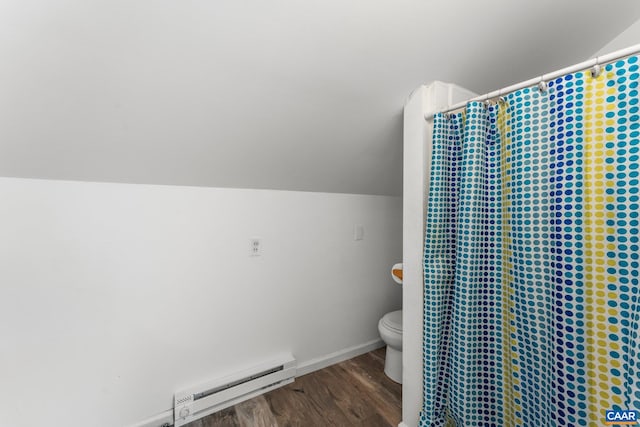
250 238 262 256
354 224 364 241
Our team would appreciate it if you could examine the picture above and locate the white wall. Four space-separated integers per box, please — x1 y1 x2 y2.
594 18 640 56
1 1 636 197
401 82 475 427
0 177 402 427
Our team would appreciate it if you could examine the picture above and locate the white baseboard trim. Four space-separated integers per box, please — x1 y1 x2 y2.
296 338 385 377
128 409 173 427
398 422 410 427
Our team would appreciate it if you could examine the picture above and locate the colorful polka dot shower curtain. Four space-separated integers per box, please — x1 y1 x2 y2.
421 56 640 427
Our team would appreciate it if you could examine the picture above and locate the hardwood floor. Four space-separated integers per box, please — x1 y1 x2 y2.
186 347 402 427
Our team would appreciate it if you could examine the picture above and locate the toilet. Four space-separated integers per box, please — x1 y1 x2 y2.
378 309 402 383
378 263 403 383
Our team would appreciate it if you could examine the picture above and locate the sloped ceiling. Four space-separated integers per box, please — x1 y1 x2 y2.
1 0 640 196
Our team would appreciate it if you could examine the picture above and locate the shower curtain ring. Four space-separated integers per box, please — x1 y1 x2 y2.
591 61 602 78
538 78 548 93
495 90 507 106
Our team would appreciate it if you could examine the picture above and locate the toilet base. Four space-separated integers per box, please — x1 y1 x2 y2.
384 345 402 384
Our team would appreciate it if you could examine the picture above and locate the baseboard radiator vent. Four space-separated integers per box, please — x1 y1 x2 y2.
174 353 296 426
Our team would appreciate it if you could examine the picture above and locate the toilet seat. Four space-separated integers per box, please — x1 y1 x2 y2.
381 310 402 333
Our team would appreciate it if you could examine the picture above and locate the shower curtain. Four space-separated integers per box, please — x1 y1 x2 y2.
421 56 640 427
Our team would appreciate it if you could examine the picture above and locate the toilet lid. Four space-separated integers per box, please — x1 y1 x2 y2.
382 310 402 333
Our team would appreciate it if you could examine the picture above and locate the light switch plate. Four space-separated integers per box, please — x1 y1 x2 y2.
354 224 364 241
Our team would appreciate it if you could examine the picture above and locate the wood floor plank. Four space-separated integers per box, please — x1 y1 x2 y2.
317 364 381 424
350 351 402 398
334 366 402 426
263 382 329 426
336 354 402 426
290 369 354 426
369 346 387 365
235 395 279 427
352 412 394 427
196 405 240 427
186 348 401 427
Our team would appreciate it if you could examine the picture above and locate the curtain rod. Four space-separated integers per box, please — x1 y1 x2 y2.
424 43 640 121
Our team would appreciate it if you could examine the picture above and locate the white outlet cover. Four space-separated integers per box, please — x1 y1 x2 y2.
250 238 261 256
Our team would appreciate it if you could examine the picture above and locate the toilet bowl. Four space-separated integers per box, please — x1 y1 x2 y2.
378 309 402 383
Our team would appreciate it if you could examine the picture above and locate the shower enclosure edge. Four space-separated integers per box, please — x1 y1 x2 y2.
401 82 476 427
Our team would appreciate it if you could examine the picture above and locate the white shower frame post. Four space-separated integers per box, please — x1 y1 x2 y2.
401 82 476 427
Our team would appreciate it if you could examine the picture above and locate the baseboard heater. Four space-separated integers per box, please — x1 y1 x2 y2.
174 353 296 426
